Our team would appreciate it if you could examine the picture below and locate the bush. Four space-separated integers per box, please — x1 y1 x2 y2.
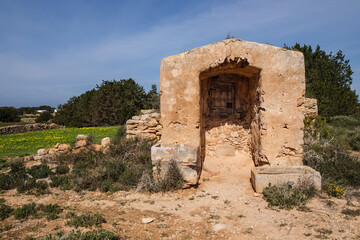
0 199 13 220
137 160 184 193
35 111 53 123
263 181 317 210
327 182 346 198
303 136 360 187
38 203 62 220
34 229 118 240
0 107 20 122
66 213 106 228
27 164 52 179
55 163 70 175
14 202 37 219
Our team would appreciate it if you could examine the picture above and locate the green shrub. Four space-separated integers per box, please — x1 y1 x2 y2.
0 199 13 220
55 163 70 175
38 203 62 220
35 229 118 240
14 202 37 219
156 160 184 192
0 224 13 233
35 111 53 123
66 213 106 228
50 175 73 190
303 137 360 187
27 164 52 179
0 107 20 122
0 173 15 190
263 182 317 210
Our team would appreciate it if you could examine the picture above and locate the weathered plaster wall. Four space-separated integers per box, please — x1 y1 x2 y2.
160 39 305 167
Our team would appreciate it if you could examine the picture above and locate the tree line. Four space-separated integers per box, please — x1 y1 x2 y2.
52 79 159 127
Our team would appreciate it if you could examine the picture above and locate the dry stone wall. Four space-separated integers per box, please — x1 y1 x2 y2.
126 110 161 140
304 98 318 117
25 134 111 162
0 123 63 135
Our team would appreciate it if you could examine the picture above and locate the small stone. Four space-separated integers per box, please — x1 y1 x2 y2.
37 149 47 156
74 140 88 148
101 137 111 148
93 144 102 152
253 193 261 197
213 224 229 231
76 134 91 142
142 217 155 224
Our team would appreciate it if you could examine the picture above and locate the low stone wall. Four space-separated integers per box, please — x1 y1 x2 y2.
0 123 64 135
304 98 318 117
25 134 111 162
126 110 162 140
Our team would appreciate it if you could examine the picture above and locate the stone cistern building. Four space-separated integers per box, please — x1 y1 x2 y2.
150 39 307 187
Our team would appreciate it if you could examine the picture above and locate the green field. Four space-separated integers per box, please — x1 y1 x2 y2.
0 126 120 158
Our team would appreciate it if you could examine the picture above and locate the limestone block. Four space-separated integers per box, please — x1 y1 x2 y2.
37 149 48 156
181 167 198 185
74 140 88 148
58 144 71 152
76 134 92 142
251 166 321 193
101 137 111 148
147 119 159 127
93 144 102 152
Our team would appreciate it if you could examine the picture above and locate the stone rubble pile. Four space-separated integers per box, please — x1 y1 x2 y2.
24 134 111 162
0 123 63 135
126 109 162 140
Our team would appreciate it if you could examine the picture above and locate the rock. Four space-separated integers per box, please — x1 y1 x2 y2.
58 144 71 152
253 193 261 197
181 167 198 185
93 144 102 152
147 119 159 127
76 134 91 142
101 137 111 148
37 149 47 156
213 224 230 231
103 146 111 154
142 217 155 224
24 155 34 161
74 140 88 148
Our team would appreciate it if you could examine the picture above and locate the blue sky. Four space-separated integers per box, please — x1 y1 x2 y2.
1 0 359 108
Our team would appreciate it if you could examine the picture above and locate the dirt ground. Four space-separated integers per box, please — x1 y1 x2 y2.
1 152 359 239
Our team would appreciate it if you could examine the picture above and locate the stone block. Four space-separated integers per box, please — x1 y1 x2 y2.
251 166 321 193
76 134 91 142
101 137 111 148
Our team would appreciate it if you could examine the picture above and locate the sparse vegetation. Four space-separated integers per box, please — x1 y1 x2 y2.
0 198 13 220
341 208 360 217
303 116 360 188
263 181 317 210
29 229 118 240
14 202 37 220
66 213 106 228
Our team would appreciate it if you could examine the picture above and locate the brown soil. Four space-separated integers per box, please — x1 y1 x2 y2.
1 153 359 239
